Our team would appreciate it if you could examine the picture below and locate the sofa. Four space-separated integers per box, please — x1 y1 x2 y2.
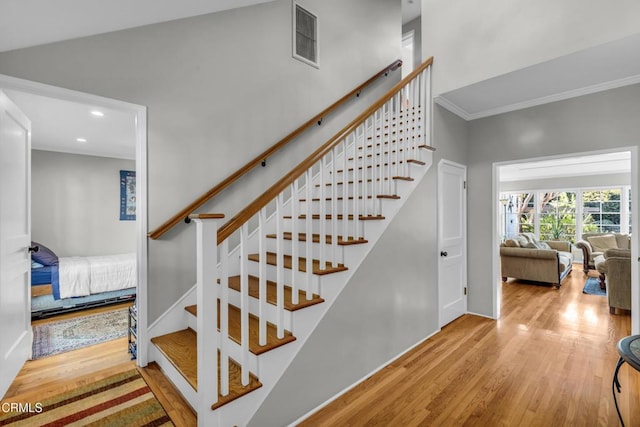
575 233 630 274
500 233 573 288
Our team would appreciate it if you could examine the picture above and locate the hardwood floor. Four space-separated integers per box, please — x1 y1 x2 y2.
2 303 197 427
3 266 636 426
300 266 638 426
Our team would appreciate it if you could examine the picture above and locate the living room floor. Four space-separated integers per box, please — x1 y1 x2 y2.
302 264 638 425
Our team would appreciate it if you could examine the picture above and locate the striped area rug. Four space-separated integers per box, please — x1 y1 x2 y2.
0 369 174 426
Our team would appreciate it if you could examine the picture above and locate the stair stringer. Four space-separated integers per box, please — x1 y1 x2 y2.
206 151 433 426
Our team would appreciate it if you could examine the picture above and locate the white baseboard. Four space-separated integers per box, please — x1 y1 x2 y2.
465 311 496 320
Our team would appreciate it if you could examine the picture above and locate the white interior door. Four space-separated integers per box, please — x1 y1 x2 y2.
438 160 467 327
0 91 32 398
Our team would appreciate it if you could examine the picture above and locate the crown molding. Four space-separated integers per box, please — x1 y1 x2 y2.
435 73 640 122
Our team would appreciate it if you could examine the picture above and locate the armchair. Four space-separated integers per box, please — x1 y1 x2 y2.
575 233 630 274
598 247 631 313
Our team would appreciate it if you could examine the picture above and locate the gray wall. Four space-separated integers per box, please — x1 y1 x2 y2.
402 16 422 71
0 0 403 322
421 0 640 94
249 103 469 426
31 150 136 257
467 84 640 316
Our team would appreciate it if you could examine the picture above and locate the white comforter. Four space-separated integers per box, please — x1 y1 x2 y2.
57 253 136 299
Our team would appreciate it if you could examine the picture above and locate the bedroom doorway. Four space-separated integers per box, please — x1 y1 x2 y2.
0 74 148 367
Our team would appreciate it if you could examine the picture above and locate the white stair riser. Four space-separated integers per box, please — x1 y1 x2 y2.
283 218 370 235
265 237 348 260
298 198 385 214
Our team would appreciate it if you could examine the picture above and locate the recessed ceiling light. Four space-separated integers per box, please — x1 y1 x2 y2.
76 138 87 143
90 110 104 117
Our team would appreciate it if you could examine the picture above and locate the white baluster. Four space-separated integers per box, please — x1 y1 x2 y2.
425 67 432 148
305 168 313 300
342 138 349 242
319 157 326 272
291 181 299 305
353 128 361 237
276 193 284 339
219 239 229 396
240 223 249 386
258 208 267 347
331 146 338 264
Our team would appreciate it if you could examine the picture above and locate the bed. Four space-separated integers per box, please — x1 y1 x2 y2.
31 241 136 302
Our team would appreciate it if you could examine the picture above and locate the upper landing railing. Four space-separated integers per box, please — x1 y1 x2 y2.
148 59 403 240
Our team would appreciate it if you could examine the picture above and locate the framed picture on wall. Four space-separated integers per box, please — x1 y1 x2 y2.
120 170 136 221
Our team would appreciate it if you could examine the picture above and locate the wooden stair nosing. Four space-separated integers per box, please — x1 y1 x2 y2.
284 214 385 221
265 231 368 246
184 302 296 355
248 252 348 275
316 176 410 187
150 329 262 411
225 274 324 311
407 159 426 165
300 195 399 202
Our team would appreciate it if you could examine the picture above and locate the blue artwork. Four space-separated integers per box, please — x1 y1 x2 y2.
120 170 136 221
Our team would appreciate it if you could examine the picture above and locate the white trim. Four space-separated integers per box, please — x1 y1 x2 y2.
292 0 319 69
0 73 149 364
434 95 473 121
466 311 496 320
436 73 640 122
492 147 638 330
288 329 441 426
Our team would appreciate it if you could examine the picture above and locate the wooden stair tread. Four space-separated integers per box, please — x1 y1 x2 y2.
150 329 262 410
226 275 324 311
185 303 296 355
248 252 348 275
266 232 368 246
285 214 385 221
407 159 426 165
418 144 436 151
316 176 410 186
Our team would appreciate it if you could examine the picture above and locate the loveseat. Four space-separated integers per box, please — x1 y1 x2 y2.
500 233 573 288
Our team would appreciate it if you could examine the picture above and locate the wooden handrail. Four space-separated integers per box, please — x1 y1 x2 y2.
148 59 403 240
218 57 434 243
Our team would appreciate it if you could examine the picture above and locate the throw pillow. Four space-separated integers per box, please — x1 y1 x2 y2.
536 242 551 250
31 241 58 266
522 241 537 249
514 235 529 247
504 239 519 247
587 234 618 253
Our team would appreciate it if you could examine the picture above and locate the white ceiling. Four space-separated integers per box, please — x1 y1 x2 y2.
402 0 421 25
499 151 631 182
0 0 422 160
436 33 640 121
5 90 137 160
0 0 275 53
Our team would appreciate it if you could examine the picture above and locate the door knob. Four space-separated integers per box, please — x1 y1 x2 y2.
440 251 448 257
28 245 39 253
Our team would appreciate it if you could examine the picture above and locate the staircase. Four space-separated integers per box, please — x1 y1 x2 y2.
148 58 434 426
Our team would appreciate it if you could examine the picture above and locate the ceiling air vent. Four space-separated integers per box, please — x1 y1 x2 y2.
293 2 318 68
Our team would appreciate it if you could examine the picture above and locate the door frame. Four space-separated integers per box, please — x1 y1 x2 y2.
0 74 150 365
438 159 468 327
492 147 639 333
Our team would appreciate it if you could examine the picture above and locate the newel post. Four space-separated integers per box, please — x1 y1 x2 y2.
191 213 224 423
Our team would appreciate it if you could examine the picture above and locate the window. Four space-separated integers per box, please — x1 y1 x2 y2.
539 192 576 241
500 187 631 242
293 2 318 68
582 189 621 233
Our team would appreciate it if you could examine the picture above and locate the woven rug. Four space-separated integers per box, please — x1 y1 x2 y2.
32 308 128 359
0 369 174 426
582 276 607 296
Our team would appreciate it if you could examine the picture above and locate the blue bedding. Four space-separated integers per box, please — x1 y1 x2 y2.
31 265 61 300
